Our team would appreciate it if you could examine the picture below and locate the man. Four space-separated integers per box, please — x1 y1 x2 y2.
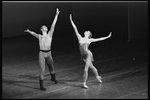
24 8 60 91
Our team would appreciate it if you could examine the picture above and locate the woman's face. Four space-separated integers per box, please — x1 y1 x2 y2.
84 31 92 38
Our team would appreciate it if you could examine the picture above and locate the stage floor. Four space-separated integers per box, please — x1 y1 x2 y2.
2 35 148 99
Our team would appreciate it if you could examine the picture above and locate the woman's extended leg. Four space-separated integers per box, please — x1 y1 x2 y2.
90 62 102 83
39 52 46 90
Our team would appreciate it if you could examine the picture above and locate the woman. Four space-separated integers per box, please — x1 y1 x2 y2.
24 8 60 91
70 14 112 89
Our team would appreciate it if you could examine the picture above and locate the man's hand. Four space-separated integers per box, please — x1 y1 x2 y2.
56 8 60 15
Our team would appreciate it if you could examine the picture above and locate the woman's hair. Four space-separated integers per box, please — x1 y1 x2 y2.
88 31 92 38
84 31 92 38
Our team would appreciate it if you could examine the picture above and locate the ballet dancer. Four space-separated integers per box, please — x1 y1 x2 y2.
24 8 60 91
70 14 112 89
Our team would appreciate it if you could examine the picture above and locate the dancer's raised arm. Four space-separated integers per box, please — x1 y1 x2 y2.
24 29 39 39
70 14 82 41
90 32 112 42
48 8 60 37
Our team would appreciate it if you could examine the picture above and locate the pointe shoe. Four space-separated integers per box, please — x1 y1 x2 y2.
83 84 89 89
96 76 102 83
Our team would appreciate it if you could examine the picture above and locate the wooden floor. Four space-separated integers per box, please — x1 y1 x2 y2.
2 35 148 99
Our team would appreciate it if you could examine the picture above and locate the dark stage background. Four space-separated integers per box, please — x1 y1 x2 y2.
2 1 148 54
3 2 147 40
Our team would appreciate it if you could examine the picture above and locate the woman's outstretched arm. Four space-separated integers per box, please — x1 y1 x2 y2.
24 29 39 39
48 8 60 37
70 14 82 41
90 32 112 42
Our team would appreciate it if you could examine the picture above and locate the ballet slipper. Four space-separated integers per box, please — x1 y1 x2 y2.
39 79 46 91
50 73 57 84
96 76 102 83
83 83 89 89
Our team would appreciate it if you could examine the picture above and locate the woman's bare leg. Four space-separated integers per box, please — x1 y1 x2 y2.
83 58 91 89
90 62 102 83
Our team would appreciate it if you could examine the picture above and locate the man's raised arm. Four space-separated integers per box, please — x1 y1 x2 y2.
48 8 60 37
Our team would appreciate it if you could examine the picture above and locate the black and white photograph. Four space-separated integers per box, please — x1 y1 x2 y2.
2 1 148 99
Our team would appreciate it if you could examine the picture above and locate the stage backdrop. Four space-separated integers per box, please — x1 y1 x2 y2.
3 2 147 42
2 2 72 38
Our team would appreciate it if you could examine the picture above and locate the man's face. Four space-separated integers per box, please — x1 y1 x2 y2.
41 26 48 32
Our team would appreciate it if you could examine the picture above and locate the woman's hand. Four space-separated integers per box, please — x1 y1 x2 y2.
70 14 72 20
24 29 30 33
108 32 112 38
